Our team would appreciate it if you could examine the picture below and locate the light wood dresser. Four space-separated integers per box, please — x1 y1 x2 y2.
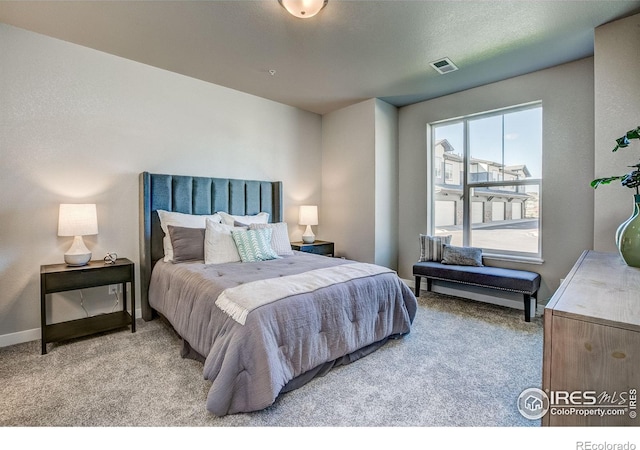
542 250 639 426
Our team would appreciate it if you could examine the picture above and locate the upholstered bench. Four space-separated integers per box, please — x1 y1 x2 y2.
413 261 541 322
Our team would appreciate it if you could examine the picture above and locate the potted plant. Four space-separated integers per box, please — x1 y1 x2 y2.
591 126 640 267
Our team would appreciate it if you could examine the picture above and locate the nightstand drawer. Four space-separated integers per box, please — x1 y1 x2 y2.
43 264 132 292
291 240 334 257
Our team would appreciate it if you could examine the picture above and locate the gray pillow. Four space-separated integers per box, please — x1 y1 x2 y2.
441 244 483 266
167 225 205 263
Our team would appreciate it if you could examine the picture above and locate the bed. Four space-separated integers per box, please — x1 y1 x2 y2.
139 172 417 416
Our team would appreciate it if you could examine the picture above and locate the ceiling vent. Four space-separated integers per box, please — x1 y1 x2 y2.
430 57 459 75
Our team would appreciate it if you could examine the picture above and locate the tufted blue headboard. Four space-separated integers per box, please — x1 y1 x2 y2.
139 172 283 321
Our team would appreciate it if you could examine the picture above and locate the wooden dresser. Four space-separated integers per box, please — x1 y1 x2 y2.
542 250 640 426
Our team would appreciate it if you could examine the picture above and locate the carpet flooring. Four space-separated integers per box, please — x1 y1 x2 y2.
0 291 543 427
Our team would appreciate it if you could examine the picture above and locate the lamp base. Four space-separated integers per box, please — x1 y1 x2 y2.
302 225 315 244
64 235 92 266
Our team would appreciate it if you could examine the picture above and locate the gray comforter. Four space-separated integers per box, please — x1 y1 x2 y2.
149 251 417 416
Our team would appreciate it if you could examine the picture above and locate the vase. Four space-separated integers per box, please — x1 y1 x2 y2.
618 194 640 268
615 201 639 246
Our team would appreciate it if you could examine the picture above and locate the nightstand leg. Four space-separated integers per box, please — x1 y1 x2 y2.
125 278 136 333
131 278 136 332
40 276 47 355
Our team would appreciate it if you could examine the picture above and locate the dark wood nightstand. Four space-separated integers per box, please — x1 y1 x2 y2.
291 240 335 257
40 258 135 355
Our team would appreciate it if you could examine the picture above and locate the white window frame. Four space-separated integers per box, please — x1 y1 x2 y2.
428 102 543 261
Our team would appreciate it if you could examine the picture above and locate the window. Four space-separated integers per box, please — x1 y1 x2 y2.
429 103 542 259
444 162 454 182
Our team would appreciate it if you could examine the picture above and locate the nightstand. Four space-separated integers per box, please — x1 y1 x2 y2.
291 240 335 257
40 258 136 355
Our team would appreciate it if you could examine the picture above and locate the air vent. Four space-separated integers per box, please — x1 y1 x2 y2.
430 57 459 75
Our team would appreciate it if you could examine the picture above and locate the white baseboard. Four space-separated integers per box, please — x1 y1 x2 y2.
0 308 143 348
402 278 546 317
0 328 41 348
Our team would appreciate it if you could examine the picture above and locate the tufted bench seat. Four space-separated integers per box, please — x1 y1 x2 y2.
413 261 541 322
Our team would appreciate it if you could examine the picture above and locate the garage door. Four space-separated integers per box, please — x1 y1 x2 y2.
472 202 483 224
435 201 456 227
492 202 505 221
512 203 522 220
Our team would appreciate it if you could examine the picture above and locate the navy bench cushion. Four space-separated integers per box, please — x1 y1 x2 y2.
413 261 540 294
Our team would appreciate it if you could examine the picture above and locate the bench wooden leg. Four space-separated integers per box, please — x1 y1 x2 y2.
523 294 531 322
414 276 434 297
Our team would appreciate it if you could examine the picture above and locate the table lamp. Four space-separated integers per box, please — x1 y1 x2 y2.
299 205 318 244
58 203 98 266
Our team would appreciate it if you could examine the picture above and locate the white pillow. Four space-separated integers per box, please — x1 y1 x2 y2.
249 222 293 256
204 220 242 264
157 210 221 262
218 211 269 227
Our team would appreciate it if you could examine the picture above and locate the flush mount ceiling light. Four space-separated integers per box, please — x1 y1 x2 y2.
278 0 328 19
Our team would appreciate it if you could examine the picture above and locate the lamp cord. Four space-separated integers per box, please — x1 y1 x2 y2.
112 291 120 312
79 289 89 318
78 289 120 315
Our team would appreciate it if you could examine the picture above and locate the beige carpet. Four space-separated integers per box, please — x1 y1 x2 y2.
0 291 543 427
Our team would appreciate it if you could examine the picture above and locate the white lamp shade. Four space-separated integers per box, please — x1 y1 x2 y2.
299 205 318 226
58 204 98 237
299 205 318 244
279 0 328 19
58 204 98 266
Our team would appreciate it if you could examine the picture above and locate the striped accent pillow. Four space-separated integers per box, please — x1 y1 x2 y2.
419 234 452 262
231 228 281 262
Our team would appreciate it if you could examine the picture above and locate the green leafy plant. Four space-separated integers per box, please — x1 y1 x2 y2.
591 126 640 194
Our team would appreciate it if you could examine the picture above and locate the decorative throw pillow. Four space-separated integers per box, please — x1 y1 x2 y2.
167 225 205 263
218 211 269 227
441 244 484 266
419 234 452 262
204 220 242 264
249 222 293 256
231 228 280 262
157 210 221 262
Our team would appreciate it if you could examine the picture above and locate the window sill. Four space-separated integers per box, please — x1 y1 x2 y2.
482 253 544 265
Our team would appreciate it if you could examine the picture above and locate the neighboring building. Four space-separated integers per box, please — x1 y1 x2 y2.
433 139 534 227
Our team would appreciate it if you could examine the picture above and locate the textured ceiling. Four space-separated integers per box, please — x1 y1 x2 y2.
1 0 639 115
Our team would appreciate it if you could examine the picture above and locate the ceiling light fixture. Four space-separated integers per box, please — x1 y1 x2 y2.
278 0 328 19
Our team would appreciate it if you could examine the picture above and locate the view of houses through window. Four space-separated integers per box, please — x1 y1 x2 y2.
430 103 542 258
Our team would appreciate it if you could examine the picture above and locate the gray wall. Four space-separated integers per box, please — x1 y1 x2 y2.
593 13 640 252
0 24 322 344
374 99 399 269
398 58 596 302
321 100 376 262
321 98 399 268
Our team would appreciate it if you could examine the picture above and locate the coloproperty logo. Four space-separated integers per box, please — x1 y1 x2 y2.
517 387 637 420
517 388 550 420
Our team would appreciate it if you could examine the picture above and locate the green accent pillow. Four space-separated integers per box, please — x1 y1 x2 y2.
231 228 280 262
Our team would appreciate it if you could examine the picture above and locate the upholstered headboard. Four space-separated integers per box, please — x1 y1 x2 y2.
139 172 283 321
